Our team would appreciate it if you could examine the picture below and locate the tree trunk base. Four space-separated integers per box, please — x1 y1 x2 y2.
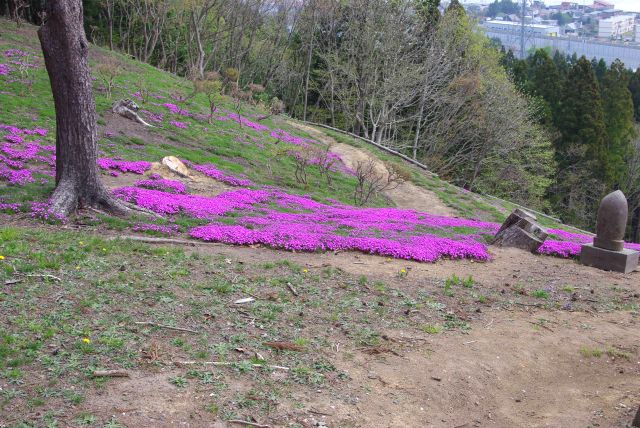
49 177 129 218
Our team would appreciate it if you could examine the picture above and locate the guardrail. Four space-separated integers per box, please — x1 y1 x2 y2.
302 120 568 226
302 121 438 177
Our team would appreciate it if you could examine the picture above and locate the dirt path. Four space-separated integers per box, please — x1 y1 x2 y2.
287 121 456 217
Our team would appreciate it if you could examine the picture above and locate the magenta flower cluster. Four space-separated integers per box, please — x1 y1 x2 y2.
134 176 187 194
170 120 188 129
97 158 151 175
538 228 640 257
224 113 270 132
189 162 254 187
0 64 9 76
113 187 271 218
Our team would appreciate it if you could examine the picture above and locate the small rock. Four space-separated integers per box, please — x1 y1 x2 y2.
162 156 190 177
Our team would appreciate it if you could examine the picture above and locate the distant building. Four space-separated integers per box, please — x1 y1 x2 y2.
484 20 560 36
636 24 640 42
591 0 614 10
560 2 579 10
598 15 635 38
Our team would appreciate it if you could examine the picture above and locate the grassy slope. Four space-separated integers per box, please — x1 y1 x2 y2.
0 20 629 428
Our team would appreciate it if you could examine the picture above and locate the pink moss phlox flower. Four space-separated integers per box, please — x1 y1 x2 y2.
135 178 187 194
191 163 254 187
31 201 67 223
0 125 21 134
4 49 29 58
0 202 20 212
0 64 10 76
537 240 581 258
4 134 24 144
23 127 48 136
163 103 190 116
0 164 34 185
226 113 270 132
170 120 188 129
113 187 271 218
97 158 151 175
270 129 316 147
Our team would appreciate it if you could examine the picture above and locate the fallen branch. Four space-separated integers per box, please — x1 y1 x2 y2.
92 370 130 378
528 321 554 332
286 282 299 296
22 274 62 282
174 361 290 371
227 420 270 428
264 341 304 352
134 321 198 334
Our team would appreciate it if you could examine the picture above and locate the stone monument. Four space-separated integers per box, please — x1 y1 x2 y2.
493 208 548 253
580 190 639 274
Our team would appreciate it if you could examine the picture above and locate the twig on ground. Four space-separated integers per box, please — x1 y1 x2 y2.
286 282 299 296
463 341 477 345
528 321 554 332
92 370 130 378
484 319 494 329
174 361 290 371
4 279 23 285
309 408 334 416
22 274 62 282
134 321 198 334
227 420 270 428
515 302 542 308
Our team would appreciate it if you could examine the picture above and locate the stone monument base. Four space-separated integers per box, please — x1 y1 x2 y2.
580 244 639 274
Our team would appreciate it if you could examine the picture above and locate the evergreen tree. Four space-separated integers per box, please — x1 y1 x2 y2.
527 49 562 122
556 57 607 174
446 0 466 16
415 0 441 29
553 57 608 224
591 58 607 85
629 68 640 122
601 60 635 185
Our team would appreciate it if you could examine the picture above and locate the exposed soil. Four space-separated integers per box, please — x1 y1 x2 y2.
70 232 639 428
286 122 456 217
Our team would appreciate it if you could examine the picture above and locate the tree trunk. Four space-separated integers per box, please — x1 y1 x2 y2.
38 0 126 217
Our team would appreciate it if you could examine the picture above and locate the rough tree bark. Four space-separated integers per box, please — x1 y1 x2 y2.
38 0 126 217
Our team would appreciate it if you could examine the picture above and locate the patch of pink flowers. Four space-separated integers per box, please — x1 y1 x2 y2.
539 228 640 257
113 187 271 218
225 113 270 132
0 64 9 76
270 129 317 147
170 120 188 129
97 158 151 175
135 176 187 194
163 103 190 116
189 162 254 187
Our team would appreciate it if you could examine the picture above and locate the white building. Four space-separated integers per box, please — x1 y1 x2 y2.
484 20 560 37
636 23 640 42
598 15 635 38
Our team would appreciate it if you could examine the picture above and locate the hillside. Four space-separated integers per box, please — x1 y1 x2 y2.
1 20 640 428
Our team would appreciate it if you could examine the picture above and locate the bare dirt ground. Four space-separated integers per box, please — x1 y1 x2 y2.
71 234 639 428
286 121 456 217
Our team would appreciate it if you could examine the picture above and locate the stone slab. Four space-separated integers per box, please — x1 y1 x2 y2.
580 244 639 274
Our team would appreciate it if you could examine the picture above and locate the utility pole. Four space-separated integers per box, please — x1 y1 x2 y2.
520 0 526 59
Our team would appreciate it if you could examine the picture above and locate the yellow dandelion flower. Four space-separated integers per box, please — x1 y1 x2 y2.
303 268 309 273
400 269 407 273
102 248 107 251
0 255 5 260
79 241 84 245
82 338 91 344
